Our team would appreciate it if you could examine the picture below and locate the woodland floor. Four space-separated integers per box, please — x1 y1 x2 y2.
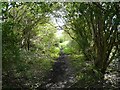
39 53 76 89
38 53 120 89
2 51 120 89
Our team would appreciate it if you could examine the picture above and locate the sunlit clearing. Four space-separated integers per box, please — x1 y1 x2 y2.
62 41 69 45
60 40 70 47
55 30 64 38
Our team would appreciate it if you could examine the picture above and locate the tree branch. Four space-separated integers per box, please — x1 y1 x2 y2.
93 2 107 12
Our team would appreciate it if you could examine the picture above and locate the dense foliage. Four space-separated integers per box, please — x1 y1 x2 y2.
65 2 119 74
2 2 120 89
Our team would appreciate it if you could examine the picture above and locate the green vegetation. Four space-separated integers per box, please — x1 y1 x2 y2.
2 2 119 89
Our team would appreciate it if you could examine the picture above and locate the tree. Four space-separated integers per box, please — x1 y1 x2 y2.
65 2 119 75
2 2 54 50
2 2 58 89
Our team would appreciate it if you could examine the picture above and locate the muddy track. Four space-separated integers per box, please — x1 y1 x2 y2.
39 54 76 89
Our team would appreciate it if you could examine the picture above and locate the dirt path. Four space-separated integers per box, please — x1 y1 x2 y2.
39 53 76 89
